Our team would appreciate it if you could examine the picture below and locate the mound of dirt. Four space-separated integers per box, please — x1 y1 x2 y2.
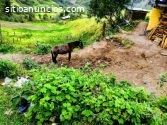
1 22 167 96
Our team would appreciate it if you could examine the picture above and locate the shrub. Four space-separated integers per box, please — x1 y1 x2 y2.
35 43 51 55
53 14 61 23
0 59 22 78
43 14 49 21
25 67 166 125
0 44 15 53
158 72 167 88
22 58 40 70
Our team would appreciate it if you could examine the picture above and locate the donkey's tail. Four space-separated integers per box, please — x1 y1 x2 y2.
51 51 57 63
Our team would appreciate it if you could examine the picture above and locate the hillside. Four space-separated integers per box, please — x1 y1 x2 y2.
11 0 58 6
10 0 152 10
53 0 152 9
53 0 90 8
10 0 90 8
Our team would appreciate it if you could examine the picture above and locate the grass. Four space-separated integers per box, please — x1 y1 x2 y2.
1 18 102 54
0 85 33 125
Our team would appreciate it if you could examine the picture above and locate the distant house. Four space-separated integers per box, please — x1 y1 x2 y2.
61 15 70 20
125 6 149 20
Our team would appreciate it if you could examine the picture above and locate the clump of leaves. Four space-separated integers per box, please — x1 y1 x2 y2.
154 96 167 113
121 38 134 48
121 20 139 32
35 43 51 55
82 62 92 72
0 44 15 53
25 67 166 125
112 36 134 48
22 58 40 70
158 72 167 88
0 59 23 78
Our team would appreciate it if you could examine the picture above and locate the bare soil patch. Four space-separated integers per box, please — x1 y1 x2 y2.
1 22 167 95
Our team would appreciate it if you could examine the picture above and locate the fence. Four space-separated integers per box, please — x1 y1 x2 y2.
0 29 75 46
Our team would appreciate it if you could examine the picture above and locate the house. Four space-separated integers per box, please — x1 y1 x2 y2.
61 15 70 20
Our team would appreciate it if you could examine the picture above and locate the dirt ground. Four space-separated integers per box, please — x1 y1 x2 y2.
1 22 167 96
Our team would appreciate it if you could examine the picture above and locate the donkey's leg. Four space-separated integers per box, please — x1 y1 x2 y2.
68 52 71 61
55 54 58 63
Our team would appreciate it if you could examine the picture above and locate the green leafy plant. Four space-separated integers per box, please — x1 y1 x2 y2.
35 43 51 55
121 38 134 48
22 58 40 70
0 59 23 78
0 44 15 53
99 64 105 69
24 67 166 125
82 62 92 72
158 72 167 88
11 80 35 108
0 85 36 125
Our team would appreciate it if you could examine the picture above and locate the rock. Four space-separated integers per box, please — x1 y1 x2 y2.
31 57 35 60
105 36 110 41
49 116 56 122
143 81 147 84
4 109 13 115
52 123 57 125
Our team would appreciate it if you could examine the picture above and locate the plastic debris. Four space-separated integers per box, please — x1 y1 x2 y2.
14 76 29 88
19 106 28 113
2 76 29 88
1 77 12 86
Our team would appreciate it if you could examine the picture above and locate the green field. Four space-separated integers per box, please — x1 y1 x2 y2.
1 18 102 53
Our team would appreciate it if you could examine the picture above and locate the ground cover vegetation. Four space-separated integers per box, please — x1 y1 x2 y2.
0 59 167 124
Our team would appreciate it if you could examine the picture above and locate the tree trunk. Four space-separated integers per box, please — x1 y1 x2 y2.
0 23 2 44
102 21 106 39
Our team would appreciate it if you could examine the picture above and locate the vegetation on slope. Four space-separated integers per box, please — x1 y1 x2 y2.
0 60 167 124
0 18 102 54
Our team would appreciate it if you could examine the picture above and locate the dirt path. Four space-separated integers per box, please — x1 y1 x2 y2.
0 22 167 96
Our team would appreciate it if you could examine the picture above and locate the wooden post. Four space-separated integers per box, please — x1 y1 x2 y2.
102 21 106 39
0 23 2 43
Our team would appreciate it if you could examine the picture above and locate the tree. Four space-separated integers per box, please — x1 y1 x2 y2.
0 0 11 19
89 0 130 29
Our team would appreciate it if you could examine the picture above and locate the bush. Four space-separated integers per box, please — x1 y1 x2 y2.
0 59 22 78
22 58 40 70
158 72 167 88
53 14 61 23
35 43 51 55
0 44 15 53
25 67 166 125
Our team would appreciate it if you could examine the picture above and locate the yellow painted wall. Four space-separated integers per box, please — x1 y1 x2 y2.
146 8 164 30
